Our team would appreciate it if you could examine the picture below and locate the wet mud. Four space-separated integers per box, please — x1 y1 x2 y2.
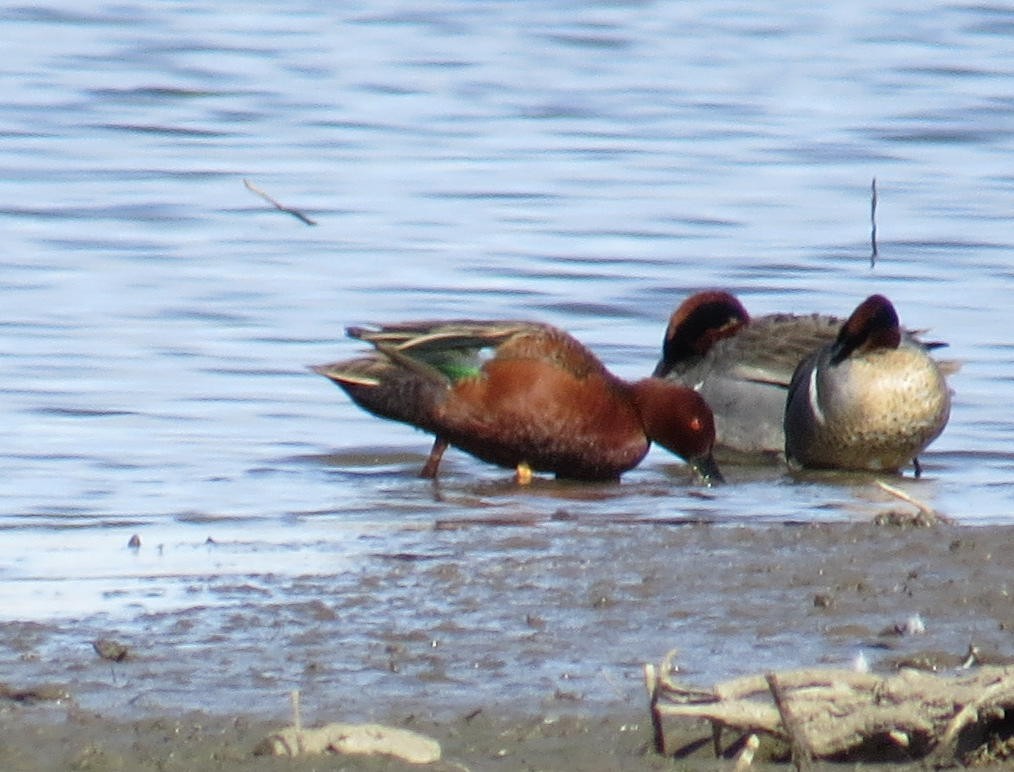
1 520 1012 770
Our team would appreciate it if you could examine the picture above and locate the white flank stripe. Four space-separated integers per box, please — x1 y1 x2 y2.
808 367 826 425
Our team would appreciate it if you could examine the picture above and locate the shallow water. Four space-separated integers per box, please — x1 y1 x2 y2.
1 1 1013 719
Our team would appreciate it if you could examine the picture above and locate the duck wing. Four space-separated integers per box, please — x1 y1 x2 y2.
349 321 604 382
717 313 841 387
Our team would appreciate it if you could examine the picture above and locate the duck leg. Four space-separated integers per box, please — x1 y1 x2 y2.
913 456 922 478
419 436 449 479
515 461 533 485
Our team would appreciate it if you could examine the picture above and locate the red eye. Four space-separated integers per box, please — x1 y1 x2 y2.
690 417 702 432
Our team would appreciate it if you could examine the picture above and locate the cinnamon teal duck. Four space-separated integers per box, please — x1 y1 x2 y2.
314 320 723 483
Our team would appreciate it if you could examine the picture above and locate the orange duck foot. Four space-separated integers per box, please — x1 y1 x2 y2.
515 462 533 485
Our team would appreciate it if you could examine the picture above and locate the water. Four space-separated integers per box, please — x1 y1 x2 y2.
1 0 1012 718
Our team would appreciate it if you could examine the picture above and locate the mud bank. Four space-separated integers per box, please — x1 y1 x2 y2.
0 521 1011 770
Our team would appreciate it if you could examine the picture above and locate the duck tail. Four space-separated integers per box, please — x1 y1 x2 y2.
310 356 446 430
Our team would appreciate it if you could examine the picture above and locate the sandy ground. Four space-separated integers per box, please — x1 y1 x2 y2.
1 520 1012 770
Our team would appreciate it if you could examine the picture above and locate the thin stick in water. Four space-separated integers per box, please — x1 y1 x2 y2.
244 179 317 226
875 479 955 524
869 177 878 267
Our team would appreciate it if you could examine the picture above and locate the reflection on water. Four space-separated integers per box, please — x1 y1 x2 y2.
1 0 1012 717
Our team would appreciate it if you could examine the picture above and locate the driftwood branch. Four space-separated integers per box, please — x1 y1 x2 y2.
243 178 316 225
254 691 441 763
734 733 760 771
255 722 441 763
646 658 1014 766
766 672 814 771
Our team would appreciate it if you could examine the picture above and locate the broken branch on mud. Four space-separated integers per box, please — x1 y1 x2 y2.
645 654 1014 766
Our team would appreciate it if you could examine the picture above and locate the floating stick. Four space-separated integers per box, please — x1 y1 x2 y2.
870 177 878 267
244 178 317 225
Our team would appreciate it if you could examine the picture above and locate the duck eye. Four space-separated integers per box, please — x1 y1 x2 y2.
689 417 703 432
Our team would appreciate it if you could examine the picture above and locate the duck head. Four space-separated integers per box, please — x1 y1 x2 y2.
655 290 750 377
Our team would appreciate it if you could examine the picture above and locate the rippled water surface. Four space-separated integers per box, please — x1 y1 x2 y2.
2 1 1013 718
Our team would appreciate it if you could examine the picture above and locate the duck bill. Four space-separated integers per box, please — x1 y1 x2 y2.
691 453 725 485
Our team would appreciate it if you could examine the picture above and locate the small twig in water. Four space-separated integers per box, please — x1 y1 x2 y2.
876 480 951 518
870 177 878 268
874 479 955 525
244 179 316 225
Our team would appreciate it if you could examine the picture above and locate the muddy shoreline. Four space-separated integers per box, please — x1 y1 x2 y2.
1 521 1012 770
